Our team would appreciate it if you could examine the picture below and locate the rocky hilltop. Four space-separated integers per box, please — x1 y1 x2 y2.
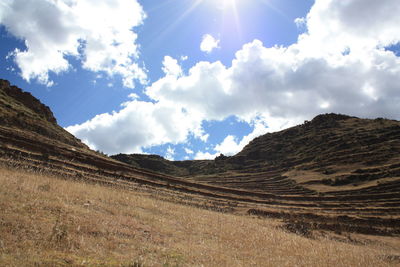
0 79 85 148
0 79 56 123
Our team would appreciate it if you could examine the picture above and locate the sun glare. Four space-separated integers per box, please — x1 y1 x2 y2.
211 0 243 40
219 0 237 9
223 0 236 6
201 0 239 10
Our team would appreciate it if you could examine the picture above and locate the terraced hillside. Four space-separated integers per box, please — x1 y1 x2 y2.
183 114 400 191
1 79 400 238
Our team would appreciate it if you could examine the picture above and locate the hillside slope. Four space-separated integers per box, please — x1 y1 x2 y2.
3 166 399 266
0 79 86 148
114 113 400 193
0 79 399 238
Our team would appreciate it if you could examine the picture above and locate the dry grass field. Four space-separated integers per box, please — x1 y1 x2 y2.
1 166 399 267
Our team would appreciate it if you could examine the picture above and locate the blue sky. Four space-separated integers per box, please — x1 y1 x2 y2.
1 0 400 160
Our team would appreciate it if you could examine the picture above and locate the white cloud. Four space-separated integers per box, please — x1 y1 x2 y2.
214 120 269 156
213 135 239 156
0 0 146 87
294 17 306 29
67 0 400 157
296 0 400 57
162 56 182 77
128 93 139 100
200 34 220 53
192 119 271 159
194 151 218 160
184 148 194 154
165 146 175 161
199 133 209 142
66 100 206 155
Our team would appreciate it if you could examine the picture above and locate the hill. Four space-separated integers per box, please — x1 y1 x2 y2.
0 79 85 148
0 79 399 243
113 113 400 193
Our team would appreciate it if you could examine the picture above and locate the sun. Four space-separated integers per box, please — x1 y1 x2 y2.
223 0 236 6
219 0 238 9
200 0 237 10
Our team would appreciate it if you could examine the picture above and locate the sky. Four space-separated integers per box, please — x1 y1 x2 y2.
0 0 400 160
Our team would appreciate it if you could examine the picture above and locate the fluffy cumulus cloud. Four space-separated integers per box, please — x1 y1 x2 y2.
215 120 269 156
200 34 220 53
299 0 400 56
68 0 400 158
194 119 271 159
67 99 206 155
0 0 146 87
162 56 182 77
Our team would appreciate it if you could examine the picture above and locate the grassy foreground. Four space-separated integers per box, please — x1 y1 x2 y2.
0 167 398 266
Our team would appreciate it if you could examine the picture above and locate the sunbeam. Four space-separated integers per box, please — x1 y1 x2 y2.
145 0 204 50
219 0 243 42
229 0 243 40
258 0 291 21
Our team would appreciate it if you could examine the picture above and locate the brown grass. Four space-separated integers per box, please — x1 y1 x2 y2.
0 166 399 266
